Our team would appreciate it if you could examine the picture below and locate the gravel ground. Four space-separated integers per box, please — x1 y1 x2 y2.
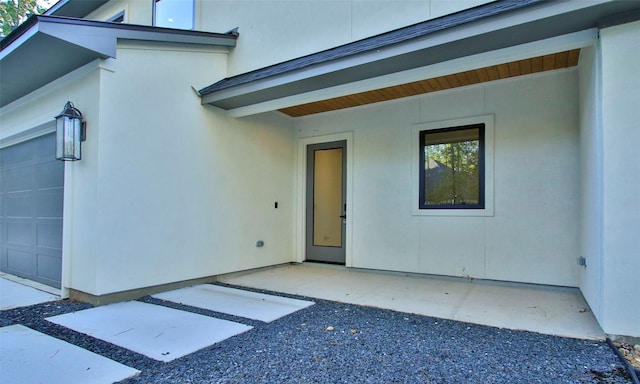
1 283 633 383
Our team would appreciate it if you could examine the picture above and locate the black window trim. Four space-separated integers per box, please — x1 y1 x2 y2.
419 123 485 210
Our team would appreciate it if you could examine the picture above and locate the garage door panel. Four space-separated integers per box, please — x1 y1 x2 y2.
37 253 62 282
36 134 57 158
6 221 33 246
37 221 63 249
35 162 64 189
36 189 64 218
0 170 7 191
0 141 34 166
3 167 33 192
0 133 63 288
7 249 36 275
4 193 33 217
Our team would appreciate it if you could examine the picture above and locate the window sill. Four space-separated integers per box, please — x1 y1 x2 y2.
412 207 494 217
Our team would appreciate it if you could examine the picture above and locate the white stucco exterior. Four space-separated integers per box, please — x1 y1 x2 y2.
88 0 153 25
578 44 605 330
294 70 580 286
575 19 640 338
88 0 493 75
74 41 296 294
597 20 640 337
1 0 638 338
1 39 296 295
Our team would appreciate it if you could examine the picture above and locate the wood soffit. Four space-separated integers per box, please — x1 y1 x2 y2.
279 49 580 118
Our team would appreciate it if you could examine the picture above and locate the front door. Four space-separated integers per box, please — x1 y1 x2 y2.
305 141 346 264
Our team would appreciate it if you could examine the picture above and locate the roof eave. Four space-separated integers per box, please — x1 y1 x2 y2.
0 16 237 108
200 0 640 116
44 0 109 18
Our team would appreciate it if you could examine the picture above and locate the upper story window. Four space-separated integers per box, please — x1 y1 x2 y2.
419 124 485 209
153 0 194 29
107 11 125 23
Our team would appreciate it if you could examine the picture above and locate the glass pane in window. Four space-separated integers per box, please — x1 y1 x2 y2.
423 127 481 207
155 0 194 29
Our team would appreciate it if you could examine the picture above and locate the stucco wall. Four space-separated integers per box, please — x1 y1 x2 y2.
578 46 604 327
295 69 581 287
2 40 296 297
82 41 295 295
198 0 491 75
87 0 490 56
0 61 103 294
598 20 640 337
88 0 153 24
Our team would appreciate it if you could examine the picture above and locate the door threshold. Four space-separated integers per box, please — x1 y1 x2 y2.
304 260 346 266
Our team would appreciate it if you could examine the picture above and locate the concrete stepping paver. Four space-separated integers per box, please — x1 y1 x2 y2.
153 284 315 322
0 324 140 384
46 301 252 362
0 277 58 310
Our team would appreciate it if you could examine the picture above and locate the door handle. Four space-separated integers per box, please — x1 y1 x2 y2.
339 215 347 219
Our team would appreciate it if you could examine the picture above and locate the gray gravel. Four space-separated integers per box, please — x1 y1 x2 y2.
1 283 632 383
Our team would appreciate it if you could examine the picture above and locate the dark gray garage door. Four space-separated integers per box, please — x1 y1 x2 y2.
0 133 64 288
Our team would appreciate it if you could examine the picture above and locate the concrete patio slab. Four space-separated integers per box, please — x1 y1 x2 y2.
0 276 59 310
46 301 252 362
0 324 139 384
219 263 605 340
153 284 315 322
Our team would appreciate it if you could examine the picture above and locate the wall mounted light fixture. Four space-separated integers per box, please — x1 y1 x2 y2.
55 101 86 161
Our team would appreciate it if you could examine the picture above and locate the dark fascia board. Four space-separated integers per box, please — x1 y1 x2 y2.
200 0 640 111
44 0 109 18
0 15 237 107
598 7 640 29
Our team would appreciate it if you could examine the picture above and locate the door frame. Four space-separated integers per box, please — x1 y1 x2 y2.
295 132 353 267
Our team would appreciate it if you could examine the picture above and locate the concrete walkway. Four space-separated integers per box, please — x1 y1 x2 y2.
0 276 314 383
219 263 605 340
0 264 607 383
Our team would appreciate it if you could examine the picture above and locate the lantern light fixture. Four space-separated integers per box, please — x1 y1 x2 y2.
55 101 86 161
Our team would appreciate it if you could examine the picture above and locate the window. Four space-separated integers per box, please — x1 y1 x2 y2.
419 123 485 209
153 0 194 29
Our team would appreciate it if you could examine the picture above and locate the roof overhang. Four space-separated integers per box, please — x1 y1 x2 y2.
200 0 640 117
0 16 237 108
44 0 109 18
